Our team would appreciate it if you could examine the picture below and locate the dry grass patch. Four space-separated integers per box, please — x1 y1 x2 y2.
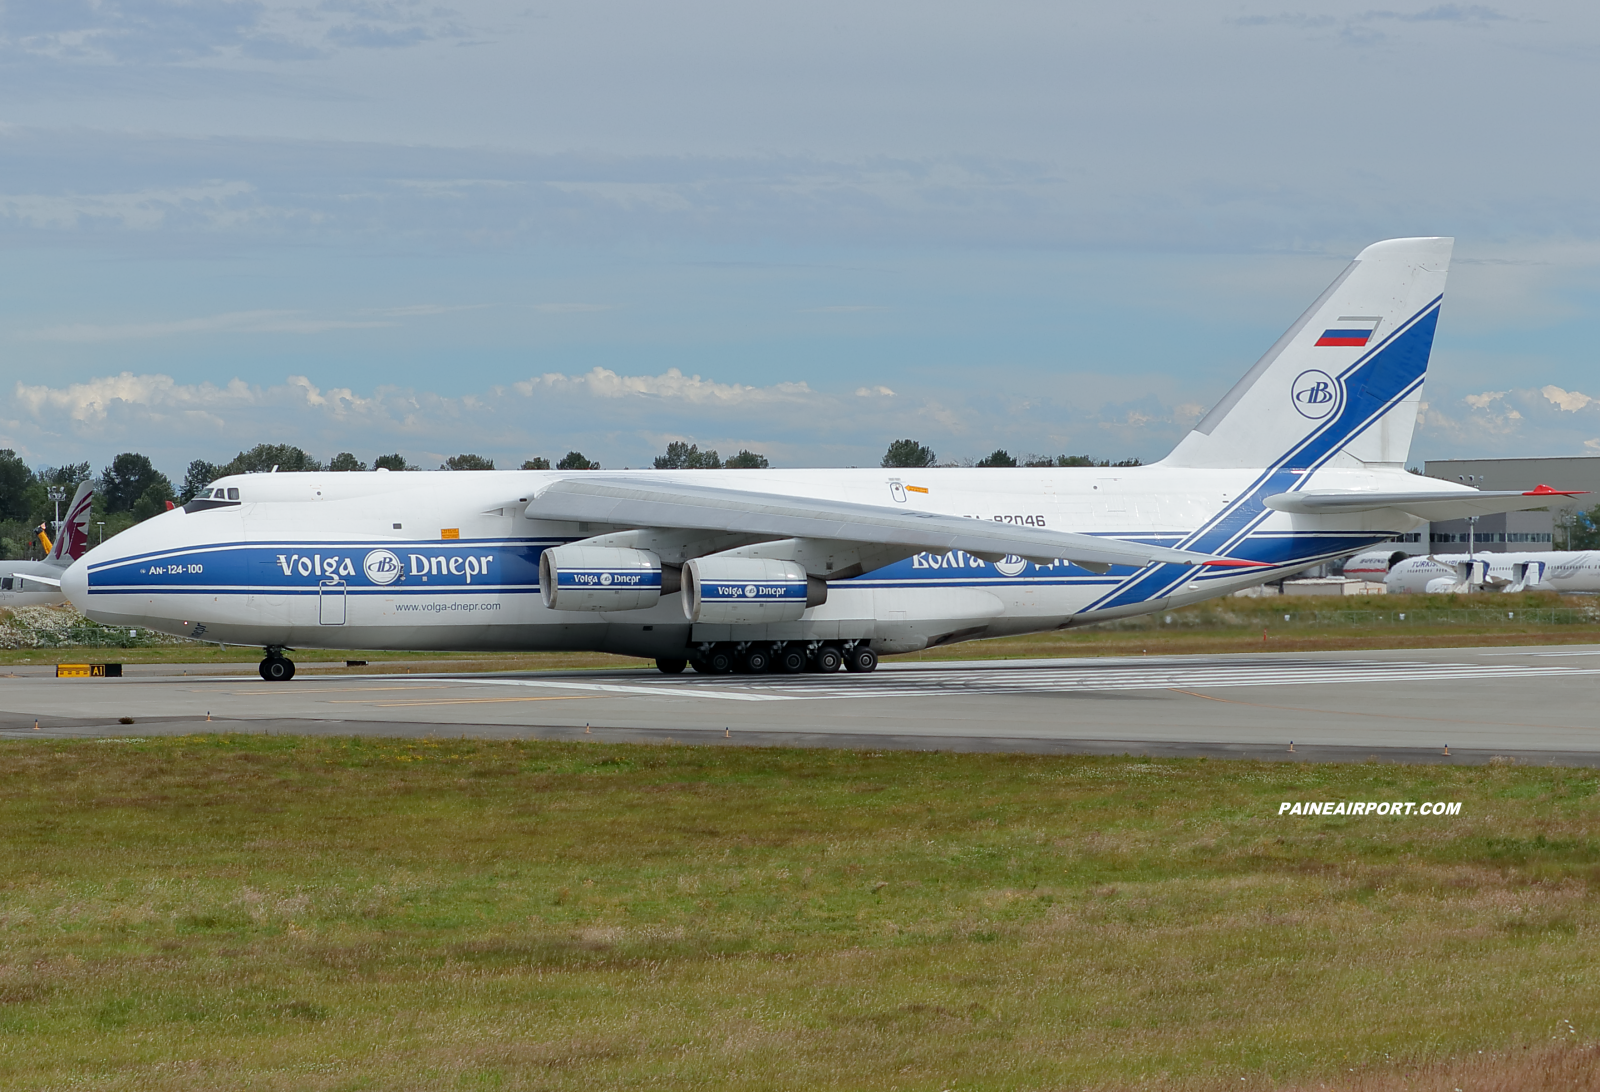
0 737 1595 1089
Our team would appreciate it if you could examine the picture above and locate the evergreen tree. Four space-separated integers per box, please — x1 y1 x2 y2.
373 453 415 471
0 450 34 521
881 439 936 468
220 443 322 475
181 460 221 502
724 449 769 469
101 453 173 514
557 451 599 470
975 449 1017 467
442 454 495 470
329 452 367 472
654 442 721 469
521 457 552 470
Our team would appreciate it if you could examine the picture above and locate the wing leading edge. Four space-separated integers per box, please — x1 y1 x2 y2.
526 476 1259 573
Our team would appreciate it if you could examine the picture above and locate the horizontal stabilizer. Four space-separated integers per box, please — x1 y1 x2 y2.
9 571 62 588
529 476 1259 572
1264 484 1585 521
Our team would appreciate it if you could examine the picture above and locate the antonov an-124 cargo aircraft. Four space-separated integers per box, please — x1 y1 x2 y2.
62 237 1583 680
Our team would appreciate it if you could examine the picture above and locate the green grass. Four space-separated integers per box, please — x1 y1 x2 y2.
2 736 1597 1089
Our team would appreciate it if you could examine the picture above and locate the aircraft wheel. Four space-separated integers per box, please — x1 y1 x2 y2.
260 655 296 682
844 645 878 673
776 646 807 674
812 644 843 673
705 646 736 674
742 646 772 674
656 657 688 675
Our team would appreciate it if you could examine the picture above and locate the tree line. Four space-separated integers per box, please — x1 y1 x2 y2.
0 438 1144 559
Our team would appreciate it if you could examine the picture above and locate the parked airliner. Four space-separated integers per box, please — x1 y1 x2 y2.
62 238 1582 679
1380 551 1600 594
4 481 96 608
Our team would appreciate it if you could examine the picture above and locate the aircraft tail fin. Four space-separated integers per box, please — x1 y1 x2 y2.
1161 237 1452 470
47 480 95 565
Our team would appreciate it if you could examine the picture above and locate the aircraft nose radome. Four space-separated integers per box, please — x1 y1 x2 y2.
61 557 89 609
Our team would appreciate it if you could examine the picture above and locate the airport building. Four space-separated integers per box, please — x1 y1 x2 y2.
1419 456 1600 553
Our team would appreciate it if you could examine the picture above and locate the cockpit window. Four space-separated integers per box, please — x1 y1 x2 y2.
182 485 243 514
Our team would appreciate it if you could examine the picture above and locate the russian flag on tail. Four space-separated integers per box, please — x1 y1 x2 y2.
1316 316 1381 347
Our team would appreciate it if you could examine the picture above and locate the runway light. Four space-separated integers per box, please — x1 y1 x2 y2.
1443 744 1451 756
1288 741 1295 753
724 727 730 738
585 722 590 734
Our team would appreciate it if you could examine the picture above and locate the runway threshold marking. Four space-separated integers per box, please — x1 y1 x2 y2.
1164 687 1593 733
443 661 1600 701
325 695 592 708
203 685 461 696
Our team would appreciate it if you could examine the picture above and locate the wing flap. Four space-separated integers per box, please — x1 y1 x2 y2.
527 476 1255 571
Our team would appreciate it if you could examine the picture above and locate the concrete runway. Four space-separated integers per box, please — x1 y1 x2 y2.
4 644 1600 765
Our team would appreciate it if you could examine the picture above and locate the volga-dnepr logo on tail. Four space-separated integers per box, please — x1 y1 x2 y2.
1291 368 1341 419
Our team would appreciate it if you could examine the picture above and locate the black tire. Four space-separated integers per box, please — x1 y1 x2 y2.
261 656 295 682
690 658 713 674
656 658 688 675
705 646 735 674
812 644 843 674
776 646 807 674
742 646 772 674
845 645 878 673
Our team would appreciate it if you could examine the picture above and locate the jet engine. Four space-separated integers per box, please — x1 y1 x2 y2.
683 557 826 624
539 545 662 611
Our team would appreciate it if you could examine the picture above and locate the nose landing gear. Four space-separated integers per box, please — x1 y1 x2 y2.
259 649 296 681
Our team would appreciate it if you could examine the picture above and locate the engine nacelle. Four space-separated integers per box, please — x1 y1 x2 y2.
539 545 662 611
683 557 825 624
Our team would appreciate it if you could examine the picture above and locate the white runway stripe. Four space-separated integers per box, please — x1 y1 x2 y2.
455 659 1600 702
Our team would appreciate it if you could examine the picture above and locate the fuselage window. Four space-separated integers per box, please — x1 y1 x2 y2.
0 578 11 591
226 487 240 500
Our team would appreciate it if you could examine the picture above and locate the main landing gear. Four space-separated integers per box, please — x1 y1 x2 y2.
680 640 876 675
259 648 296 682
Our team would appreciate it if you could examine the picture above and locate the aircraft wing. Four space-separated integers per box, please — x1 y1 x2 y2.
1264 484 1586 521
527 476 1259 571
8 571 62 588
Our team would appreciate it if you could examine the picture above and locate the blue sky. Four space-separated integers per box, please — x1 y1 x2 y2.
4 1 1600 476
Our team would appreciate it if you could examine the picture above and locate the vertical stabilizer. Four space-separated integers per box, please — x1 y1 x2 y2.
47 481 95 565
1161 237 1452 470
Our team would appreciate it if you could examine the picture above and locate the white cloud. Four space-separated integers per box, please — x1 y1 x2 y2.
1 365 1218 474
22 310 392 343
1542 385 1593 412
855 385 895 397
513 367 814 406
0 182 256 232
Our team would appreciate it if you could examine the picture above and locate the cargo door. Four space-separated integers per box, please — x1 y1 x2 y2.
318 577 347 625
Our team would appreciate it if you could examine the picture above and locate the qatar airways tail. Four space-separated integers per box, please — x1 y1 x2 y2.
61 237 1585 680
3 479 95 607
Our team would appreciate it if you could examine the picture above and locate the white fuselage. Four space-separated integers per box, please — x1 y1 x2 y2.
64 465 1438 657
1384 551 1600 594
1 559 72 608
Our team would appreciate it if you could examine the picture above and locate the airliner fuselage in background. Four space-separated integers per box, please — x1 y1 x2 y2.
3 480 96 608
61 238 1582 679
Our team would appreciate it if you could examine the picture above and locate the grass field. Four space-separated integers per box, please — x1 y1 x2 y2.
2 736 1596 1090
